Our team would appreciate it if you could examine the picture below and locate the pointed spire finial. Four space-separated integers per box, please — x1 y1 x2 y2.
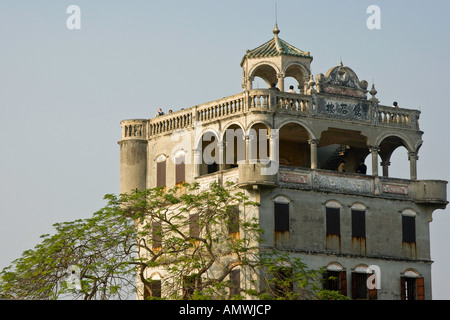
273 23 280 36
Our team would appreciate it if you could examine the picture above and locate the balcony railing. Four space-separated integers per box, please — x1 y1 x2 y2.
194 165 447 207
120 89 421 140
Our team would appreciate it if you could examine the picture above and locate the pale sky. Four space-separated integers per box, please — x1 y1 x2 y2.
0 0 449 299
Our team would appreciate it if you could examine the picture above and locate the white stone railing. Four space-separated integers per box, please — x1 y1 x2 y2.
196 92 245 123
120 119 147 140
122 91 422 140
376 105 420 130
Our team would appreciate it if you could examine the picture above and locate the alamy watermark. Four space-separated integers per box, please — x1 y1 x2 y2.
366 265 381 290
366 5 381 30
66 5 81 30
170 121 279 175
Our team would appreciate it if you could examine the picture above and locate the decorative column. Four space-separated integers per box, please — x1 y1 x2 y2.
308 139 319 169
277 73 285 92
381 160 391 177
369 146 380 176
218 141 226 171
246 133 257 163
193 148 202 177
269 130 279 165
408 151 419 180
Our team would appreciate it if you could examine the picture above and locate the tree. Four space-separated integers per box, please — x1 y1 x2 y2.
0 182 347 300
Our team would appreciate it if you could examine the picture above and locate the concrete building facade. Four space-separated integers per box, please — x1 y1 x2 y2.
118 26 447 300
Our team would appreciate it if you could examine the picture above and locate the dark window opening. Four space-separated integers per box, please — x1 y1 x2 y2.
144 279 161 299
326 207 340 236
351 210 366 238
183 275 201 299
274 202 289 232
402 215 416 243
273 267 293 298
323 270 347 296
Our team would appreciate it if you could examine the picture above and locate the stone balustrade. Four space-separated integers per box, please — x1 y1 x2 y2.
120 90 422 140
376 105 420 129
120 119 147 140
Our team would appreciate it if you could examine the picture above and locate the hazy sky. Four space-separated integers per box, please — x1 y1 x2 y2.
1 0 449 299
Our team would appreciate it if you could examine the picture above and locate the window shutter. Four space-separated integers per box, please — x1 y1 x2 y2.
340 271 347 296
152 220 162 249
369 287 377 300
417 277 425 300
190 213 199 238
274 202 289 232
228 206 240 235
176 156 185 184
230 269 240 296
157 160 166 187
400 277 406 300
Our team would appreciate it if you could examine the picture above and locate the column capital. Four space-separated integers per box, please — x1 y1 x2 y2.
369 146 380 153
308 138 319 145
408 151 419 160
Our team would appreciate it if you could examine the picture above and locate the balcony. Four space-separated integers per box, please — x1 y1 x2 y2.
122 89 421 141
194 165 447 209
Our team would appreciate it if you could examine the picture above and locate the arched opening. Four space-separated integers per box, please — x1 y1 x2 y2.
318 128 369 173
250 64 278 89
284 63 306 93
248 123 271 162
223 124 245 169
198 131 220 176
278 122 310 168
379 135 411 179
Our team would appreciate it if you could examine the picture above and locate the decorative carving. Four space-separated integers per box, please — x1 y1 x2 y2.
280 172 309 184
317 98 370 121
316 174 372 194
382 183 409 195
316 63 368 98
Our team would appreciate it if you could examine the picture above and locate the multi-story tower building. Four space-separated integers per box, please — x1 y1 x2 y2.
118 26 447 300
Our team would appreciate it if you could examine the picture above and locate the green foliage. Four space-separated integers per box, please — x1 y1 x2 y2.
0 182 347 300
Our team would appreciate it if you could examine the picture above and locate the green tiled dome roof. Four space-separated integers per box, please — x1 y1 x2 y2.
241 25 312 65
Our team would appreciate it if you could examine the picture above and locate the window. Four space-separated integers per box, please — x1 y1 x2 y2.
183 274 201 299
323 263 347 296
351 209 365 238
326 207 340 236
351 265 377 300
189 213 199 238
228 205 240 239
274 202 289 232
152 220 162 250
175 155 185 185
273 266 293 298
229 269 240 296
402 215 416 243
156 159 166 188
401 270 424 300
144 274 162 299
